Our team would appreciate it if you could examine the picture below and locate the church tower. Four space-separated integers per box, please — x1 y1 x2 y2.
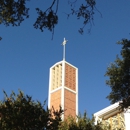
48 38 78 120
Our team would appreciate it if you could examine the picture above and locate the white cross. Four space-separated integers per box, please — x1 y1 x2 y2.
62 38 68 60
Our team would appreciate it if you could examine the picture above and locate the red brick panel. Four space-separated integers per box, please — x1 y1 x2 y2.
50 90 61 111
64 89 76 119
65 63 76 91
64 107 76 119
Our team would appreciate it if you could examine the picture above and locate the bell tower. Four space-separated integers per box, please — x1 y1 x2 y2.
48 38 78 120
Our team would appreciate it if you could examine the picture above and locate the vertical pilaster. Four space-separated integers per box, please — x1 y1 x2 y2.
76 68 78 116
61 60 65 120
48 68 52 108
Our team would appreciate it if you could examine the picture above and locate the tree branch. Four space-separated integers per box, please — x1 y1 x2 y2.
34 0 59 39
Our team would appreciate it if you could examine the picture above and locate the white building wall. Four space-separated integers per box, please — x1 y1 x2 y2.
124 109 130 130
94 103 130 130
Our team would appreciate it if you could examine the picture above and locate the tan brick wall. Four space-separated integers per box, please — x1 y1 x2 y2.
51 64 62 90
65 63 76 91
64 89 76 119
50 89 61 111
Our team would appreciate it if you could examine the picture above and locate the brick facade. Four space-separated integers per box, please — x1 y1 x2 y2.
64 89 76 119
65 63 76 91
48 61 78 120
50 89 61 111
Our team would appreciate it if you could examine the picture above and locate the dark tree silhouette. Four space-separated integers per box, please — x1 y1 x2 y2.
0 90 63 130
105 39 130 110
0 0 97 39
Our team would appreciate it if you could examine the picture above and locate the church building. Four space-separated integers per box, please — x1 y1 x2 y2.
94 102 130 130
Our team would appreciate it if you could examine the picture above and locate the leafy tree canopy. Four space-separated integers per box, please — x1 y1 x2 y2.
0 90 117 130
59 112 105 130
105 39 130 109
0 0 97 40
0 90 63 130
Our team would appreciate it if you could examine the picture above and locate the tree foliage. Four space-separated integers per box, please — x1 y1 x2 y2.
105 39 130 109
0 90 116 130
0 0 29 26
0 90 63 130
0 0 97 39
58 112 105 130
68 0 96 34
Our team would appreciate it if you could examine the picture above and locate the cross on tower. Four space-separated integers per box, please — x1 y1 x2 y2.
62 38 68 60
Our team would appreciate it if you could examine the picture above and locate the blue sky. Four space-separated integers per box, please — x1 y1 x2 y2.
0 0 130 117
